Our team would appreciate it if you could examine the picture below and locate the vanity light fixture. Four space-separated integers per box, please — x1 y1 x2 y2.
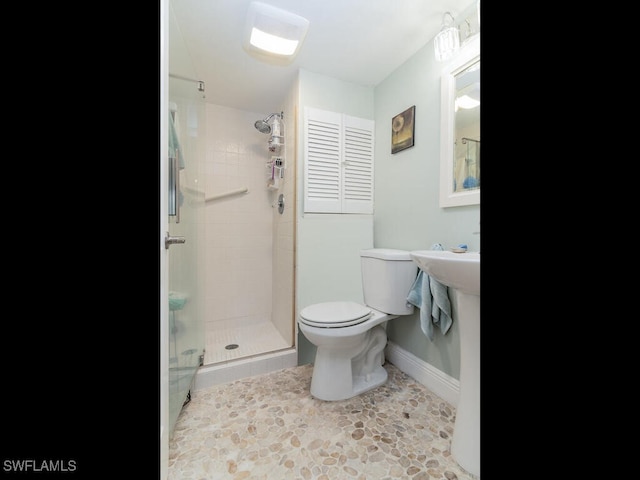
434 12 460 62
242 1 310 65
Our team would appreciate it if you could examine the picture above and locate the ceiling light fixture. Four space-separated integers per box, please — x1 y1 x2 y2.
455 95 480 111
242 2 310 65
434 12 460 62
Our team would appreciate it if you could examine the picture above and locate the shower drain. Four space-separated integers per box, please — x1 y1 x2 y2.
225 344 239 350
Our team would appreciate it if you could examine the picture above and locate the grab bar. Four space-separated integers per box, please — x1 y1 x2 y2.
205 187 249 202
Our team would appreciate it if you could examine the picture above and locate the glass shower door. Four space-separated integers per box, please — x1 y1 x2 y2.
167 75 205 434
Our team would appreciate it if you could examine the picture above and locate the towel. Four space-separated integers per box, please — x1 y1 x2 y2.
406 270 453 342
169 291 187 311
169 113 185 208
169 113 185 169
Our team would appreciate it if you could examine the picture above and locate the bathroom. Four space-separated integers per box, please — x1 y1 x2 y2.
161 0 480 478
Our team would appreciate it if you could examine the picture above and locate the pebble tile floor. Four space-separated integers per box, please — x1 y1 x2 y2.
168 362 478 480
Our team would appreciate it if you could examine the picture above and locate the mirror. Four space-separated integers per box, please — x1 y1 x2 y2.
439 35 480 208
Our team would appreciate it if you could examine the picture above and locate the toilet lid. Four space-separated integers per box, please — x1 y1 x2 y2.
299 301 372 328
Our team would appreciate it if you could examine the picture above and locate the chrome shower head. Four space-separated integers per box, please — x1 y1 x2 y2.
254 112 283 134
254 119 272 134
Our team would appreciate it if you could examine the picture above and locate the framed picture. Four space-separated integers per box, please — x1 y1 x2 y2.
391 105 415 154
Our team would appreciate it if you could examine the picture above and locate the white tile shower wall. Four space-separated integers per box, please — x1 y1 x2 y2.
201 104 277 335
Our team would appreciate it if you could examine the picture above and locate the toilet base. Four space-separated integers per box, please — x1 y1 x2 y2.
308 325 389 401
352 365 388 397
310 363 388 401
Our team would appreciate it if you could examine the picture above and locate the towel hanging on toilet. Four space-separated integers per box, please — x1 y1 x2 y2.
406 270 453 342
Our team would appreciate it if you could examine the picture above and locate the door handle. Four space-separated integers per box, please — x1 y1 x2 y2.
165 231 186 249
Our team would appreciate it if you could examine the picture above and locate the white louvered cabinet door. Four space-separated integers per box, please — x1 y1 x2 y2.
304 107 374 214
342 115 374 214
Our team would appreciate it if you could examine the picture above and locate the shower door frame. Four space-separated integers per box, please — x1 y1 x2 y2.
160 3 170 479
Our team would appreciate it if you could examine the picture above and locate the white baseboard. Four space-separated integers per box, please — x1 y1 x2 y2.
384 341 459 407
194 348 297 391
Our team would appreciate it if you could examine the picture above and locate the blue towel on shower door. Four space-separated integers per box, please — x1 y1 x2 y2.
169 113 186 169
406 270 453 342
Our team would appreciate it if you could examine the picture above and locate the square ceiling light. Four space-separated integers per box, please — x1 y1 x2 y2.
242 1 310 65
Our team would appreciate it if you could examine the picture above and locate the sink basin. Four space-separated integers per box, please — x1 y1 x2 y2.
409 250 479 295
410 249 480 477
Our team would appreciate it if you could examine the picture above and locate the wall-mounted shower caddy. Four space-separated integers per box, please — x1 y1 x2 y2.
266 156 285 190
254 112 286 190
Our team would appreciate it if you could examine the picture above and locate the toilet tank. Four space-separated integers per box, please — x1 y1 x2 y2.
360 248 418 315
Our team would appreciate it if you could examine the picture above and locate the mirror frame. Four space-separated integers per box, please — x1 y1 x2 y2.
439 35 480 208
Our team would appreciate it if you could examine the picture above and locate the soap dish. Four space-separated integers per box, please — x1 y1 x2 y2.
451 248 467 253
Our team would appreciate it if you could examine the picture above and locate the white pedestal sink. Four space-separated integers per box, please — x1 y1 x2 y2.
409 250 480 477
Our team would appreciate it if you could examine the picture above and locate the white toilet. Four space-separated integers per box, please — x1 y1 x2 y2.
298 248 418 401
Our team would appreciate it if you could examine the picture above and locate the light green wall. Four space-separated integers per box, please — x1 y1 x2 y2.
297 69 375 119
295 25 481 380
373 29 479 380
295 70 375 366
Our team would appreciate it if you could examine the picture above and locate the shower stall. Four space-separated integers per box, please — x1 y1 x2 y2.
168 0 297 402
193 104 297 390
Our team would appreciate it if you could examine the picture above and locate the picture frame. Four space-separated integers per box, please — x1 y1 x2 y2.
391 105 415 154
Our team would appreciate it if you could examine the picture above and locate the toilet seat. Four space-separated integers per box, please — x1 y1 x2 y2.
299 301 372 328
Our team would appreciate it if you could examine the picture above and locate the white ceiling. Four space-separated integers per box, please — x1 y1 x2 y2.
170 0 475 114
